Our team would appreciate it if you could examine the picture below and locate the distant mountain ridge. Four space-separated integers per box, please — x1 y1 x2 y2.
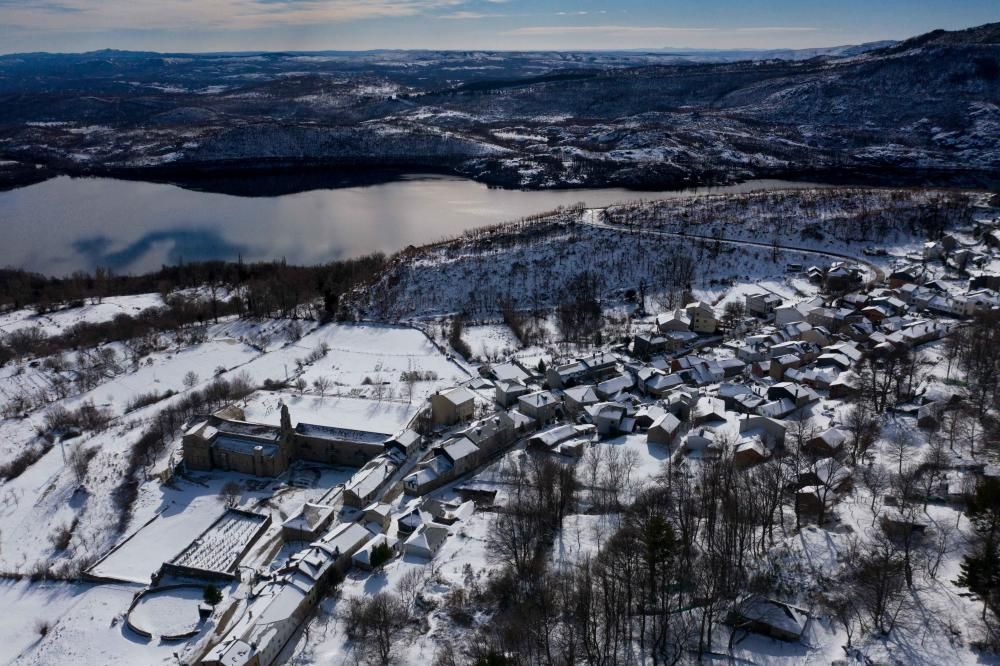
647 40 898 61
0 22 997 193
891 21 1000 48
0 40 898 62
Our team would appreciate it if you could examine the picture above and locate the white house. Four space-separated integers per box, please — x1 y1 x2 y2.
685 302 718 334
431 386 476 426
647 413 682 447
403 524 450 559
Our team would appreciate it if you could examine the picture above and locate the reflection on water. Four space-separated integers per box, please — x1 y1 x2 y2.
0 174 825 276
73 229 248 271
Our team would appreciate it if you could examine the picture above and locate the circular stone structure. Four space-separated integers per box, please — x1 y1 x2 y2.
127 585 206 640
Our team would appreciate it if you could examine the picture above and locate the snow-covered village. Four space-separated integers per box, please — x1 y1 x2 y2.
0 183 997 665
1 7 1000 666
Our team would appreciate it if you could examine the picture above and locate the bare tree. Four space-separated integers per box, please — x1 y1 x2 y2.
582 445 603 508
220 480 242 509
402 360 419 404
487 496 544 580
313 376 332 397
959 408 982 458
861 464 890 525
850 531 909 635
886 426 914 475
924 522 956 580
917 435 948 509
345 592 410 666
372 375 387 402
396 568 426 608
843 402 879 465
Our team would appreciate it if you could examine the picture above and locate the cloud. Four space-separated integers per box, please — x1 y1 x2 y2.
731 27 820 33
439 10 510 20
506 25 711 36
504 24 818 37
0 0 468 33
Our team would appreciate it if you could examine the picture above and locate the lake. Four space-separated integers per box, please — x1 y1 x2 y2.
0 174 825 276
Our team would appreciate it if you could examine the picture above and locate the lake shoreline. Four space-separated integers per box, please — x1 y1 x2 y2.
1 159 998 198
1 171 994 277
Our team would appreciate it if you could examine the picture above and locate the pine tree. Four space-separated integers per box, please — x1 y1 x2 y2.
369 542 394 570
958 479 1000 620
203 584 223 606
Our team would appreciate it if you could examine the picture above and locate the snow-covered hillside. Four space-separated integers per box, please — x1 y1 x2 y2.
358 188 980 320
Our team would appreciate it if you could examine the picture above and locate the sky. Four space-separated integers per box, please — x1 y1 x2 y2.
0 0 996 55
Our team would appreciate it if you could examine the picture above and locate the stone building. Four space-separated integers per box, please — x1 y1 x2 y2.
183 403 388 478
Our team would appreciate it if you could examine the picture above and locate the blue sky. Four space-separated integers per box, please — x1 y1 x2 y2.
0 0 996 54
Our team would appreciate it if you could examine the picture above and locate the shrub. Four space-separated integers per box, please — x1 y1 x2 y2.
203 585 223 606
49 519 77 551
125 389 176 413
369 542 394 570
0 442 55 481
220 480 242 508
449 316 472 360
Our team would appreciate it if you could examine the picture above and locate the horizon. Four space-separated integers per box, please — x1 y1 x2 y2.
0 1 996 56
0 40 902 58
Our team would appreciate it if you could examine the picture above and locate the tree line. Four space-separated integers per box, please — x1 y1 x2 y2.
0 253 387 366
0 252 385 319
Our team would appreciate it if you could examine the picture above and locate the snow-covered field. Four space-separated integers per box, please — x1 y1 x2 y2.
89 497 226 584
5 582 187 666
460 324 522 361
0 294 165 338
127 586 205 638
294 324 470 400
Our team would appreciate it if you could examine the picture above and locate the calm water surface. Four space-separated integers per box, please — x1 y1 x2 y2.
0 174 825 275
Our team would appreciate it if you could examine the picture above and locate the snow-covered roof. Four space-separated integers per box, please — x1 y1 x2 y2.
282 502 335 533
692 396 727 422
735 436 767 458
813 427 847 448
518 390 560 408
437 386 476 406
649 413 681 434
531 424 578 447
646 373 683 392
345 457 395 498
735 596 809 639
212 435 280 458
404 523 449 554
215 419 282 442
442 436 480 462
564 384 599 403
756 398 797 419
585 401 626 421
491 361 532 382
495 378 529 393
295 422 390 445
596 374 635 396
319 521 373 556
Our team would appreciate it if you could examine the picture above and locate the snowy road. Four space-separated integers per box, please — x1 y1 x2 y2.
580 210 886 287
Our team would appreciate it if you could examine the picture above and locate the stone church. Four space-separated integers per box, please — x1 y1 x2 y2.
183 403 390 477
